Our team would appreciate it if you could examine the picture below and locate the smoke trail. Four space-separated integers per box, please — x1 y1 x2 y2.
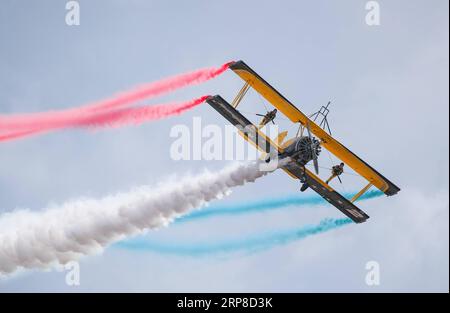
0 96 209 142
178 190 383 223
0 160 271 275
77 96 209 129
0 62 231 141
117 218 353 255
0 129 37 142
116 191 382 255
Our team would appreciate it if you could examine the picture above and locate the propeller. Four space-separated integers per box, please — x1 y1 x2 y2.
306 122 320 175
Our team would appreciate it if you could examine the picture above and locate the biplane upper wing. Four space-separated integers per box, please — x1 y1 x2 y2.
229 60 400 196
206 95 369 223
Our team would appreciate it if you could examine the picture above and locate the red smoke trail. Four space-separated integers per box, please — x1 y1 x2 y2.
0 129 38 142
77 95 209 128
0 96 209 142
0 62 231 136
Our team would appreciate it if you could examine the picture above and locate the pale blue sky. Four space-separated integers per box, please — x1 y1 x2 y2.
0 0 448 292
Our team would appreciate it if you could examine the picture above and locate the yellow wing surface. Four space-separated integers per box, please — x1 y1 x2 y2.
229 60 400 196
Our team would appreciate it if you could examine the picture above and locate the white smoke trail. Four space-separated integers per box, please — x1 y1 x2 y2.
0 161 275 275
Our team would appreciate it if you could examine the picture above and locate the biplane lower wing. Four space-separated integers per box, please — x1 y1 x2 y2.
206 95 369 223
206 95 280 155
229 60 400 196
284 162 370 223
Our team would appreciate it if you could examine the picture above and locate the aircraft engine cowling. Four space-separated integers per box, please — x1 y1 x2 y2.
282 136 321 165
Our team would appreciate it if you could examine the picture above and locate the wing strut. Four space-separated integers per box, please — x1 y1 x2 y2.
350 182 373 203
231 82 250 108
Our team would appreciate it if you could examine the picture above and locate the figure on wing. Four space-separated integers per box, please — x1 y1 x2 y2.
326 163 345 184
256 109 278 127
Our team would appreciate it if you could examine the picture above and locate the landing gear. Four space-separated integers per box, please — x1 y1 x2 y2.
300 182 309 192
300 172 309 192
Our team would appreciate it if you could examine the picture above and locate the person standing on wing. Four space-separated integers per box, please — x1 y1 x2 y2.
326 162 345 184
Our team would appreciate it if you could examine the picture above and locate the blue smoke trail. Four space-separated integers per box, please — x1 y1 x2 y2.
117 217 353 255
177 190 383 223
116 191 382 255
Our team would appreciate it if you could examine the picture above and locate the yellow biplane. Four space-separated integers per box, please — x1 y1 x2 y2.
207 60 400 223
